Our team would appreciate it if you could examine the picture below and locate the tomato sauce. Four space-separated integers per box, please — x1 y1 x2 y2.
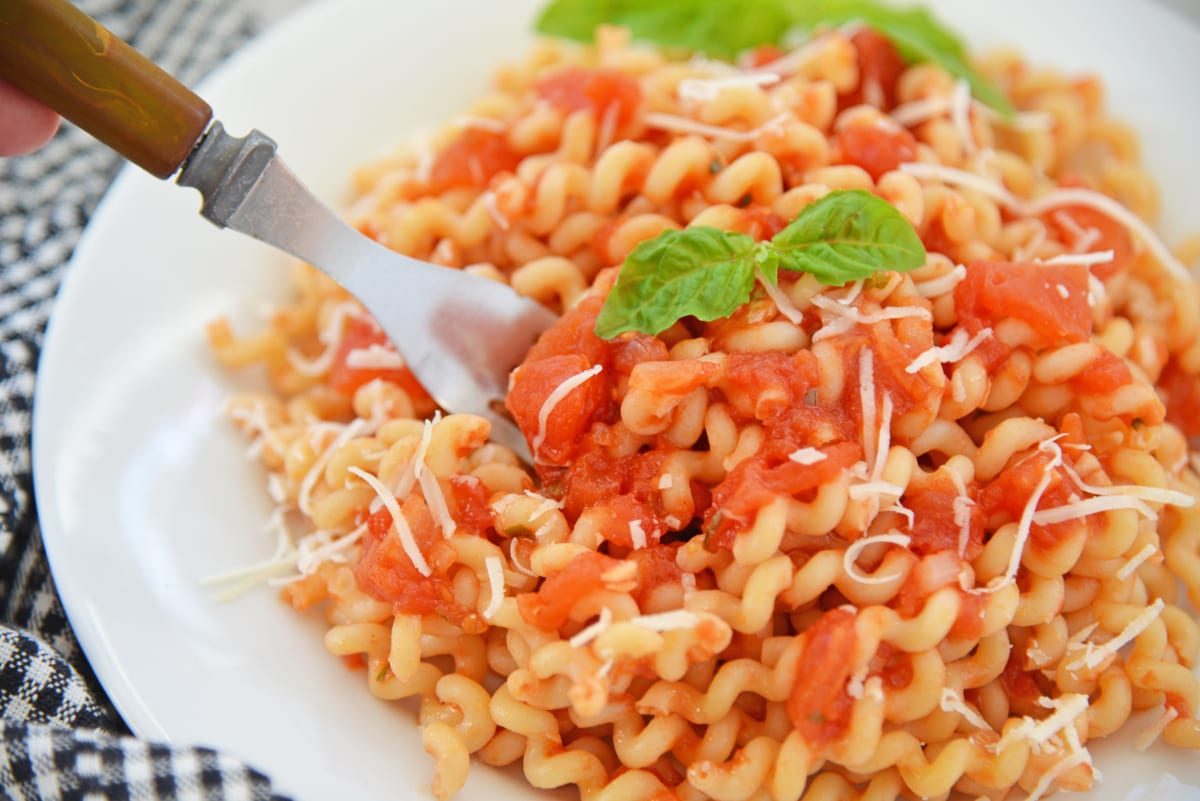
905 473 983 558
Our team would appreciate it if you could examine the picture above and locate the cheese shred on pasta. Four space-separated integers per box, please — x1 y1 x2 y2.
208 21 1200 801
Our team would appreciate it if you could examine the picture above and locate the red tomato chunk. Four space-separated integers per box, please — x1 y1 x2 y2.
535 66 642 127
428 128 520 194
954 260 1092 346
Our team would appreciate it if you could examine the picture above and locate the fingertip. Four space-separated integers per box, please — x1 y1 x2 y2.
0 79 61 157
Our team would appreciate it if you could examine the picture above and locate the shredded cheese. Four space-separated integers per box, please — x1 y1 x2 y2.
905 327 992 374
1019 750 1090 801
483 556 505 619
788 447 827 465
1060 459 1193 510
951 79 975 155
284 301 357 376
859 349 878 468
843 532 911 585
1067 598 1165 671
848 480 905 500
508 538 538 579
348 466 430 576
532 364 603 463
631 609 702 632
1134 706 1179 752
1032 494 1157 527
1115 543 1158 581
939 687 992 731
678 73 780 102
756 268 806 323
999 693 1090 752
628 520 647 550
643 111 791 143
913 263 967 298
569 608 614 648
997 438 1063 586
298 419 372 517
418 468 456 539
657 474 674 490
1036 250 1115 268
344 344 406 370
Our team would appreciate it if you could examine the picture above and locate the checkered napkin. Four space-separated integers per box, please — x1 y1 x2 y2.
0 1 292 798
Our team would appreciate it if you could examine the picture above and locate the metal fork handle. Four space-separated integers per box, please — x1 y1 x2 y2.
0 0 213 179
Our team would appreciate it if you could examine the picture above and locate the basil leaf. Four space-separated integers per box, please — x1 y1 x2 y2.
771 190 926 285
536 0 793 61
594 227 758 338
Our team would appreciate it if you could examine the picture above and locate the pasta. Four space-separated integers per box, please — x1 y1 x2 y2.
207 16 1200 801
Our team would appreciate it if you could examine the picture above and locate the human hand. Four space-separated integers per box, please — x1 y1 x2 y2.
0 79 60 156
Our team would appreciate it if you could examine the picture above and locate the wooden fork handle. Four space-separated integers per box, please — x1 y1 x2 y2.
0 0 213 178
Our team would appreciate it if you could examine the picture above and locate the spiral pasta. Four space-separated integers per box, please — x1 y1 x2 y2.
209 21 1200 801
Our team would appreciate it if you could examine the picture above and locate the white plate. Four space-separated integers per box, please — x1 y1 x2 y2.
31 1 1200 799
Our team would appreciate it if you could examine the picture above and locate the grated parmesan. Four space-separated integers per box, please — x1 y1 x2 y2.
348 466 431 576
345 344 406 370
630 609 702 632
1033 494 1158 527
905 326 992 374
483 556 505 619
1036 250 1115 268
1115 543 1158 581
532 364 603 464
678 73 780 102
569 607 614 648
1066 598 1165 671
939 687 992 731
628 520 647 550
643 111 791 143
843 532 911 585
756 268 806 323
788 447 827 465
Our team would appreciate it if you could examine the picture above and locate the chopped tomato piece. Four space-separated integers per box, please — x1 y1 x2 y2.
628 544 683 607
355 495 457 617
705 441 861 549
1070 349 1132 395
579 493 663 549
787 608 857 746
428 128 519 194
717 350 820 423
1045 203 1135 281
448 475 494 535
516 551 624 630
905 473 983 559
978 450 1076 547
507 353 609 467
840 28 906 110
833 124 917 181
329 315 431 404
954 260 1092 346
1159 357 1200 437
536 66 642 127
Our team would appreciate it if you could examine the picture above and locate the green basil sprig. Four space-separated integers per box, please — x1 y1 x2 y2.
593 190 926 339
535 0 1013 116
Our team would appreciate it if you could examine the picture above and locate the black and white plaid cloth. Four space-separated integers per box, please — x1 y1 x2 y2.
0 1 292 798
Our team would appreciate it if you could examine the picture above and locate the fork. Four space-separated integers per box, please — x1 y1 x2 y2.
0 0 557 456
